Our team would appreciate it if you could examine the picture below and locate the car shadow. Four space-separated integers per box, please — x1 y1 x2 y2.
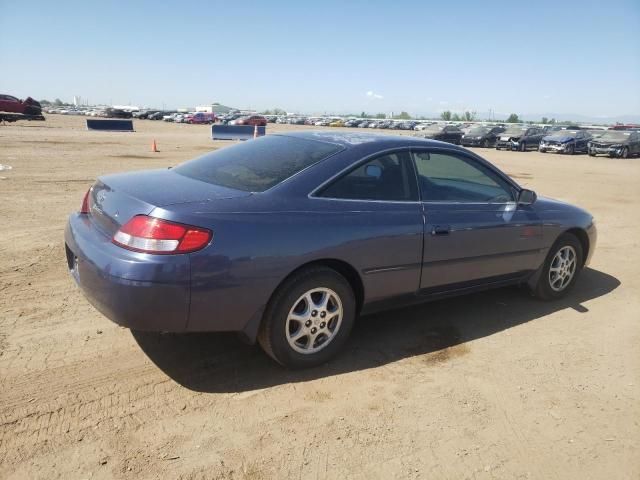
131 267 620 393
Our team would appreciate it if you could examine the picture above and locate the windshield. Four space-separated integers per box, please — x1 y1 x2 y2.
467 127 489 135
597 131 631 142
174 136 343 192
503 126 527 136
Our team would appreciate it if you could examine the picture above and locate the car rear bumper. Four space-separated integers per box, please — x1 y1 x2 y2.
64 213 191 331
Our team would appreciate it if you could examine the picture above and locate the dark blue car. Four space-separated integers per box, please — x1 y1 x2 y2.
65 132 597 368
539 129 592 154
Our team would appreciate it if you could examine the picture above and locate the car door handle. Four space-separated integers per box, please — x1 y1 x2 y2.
431 225 450 236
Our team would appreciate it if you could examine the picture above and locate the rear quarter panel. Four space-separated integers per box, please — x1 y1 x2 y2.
152 198 423 332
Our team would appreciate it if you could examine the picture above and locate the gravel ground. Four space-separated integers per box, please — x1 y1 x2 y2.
1 115 638 479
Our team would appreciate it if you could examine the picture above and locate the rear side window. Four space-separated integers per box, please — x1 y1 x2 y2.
319 151 418 201
174 136 342 192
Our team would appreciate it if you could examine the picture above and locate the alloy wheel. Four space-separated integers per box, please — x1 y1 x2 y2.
286 288 343 354
548 246 577 292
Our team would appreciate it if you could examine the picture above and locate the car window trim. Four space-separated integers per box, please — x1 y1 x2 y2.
410 147 519 204
309 146 421 204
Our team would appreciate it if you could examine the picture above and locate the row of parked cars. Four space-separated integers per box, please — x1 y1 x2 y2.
416 123 639 158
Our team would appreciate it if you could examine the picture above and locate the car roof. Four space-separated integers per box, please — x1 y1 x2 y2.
273 130 466 152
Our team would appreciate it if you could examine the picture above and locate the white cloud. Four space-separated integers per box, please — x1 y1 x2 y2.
366 90 384 99
439 100 449 106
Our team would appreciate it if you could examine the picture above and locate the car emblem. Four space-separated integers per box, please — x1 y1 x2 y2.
97 190 106 204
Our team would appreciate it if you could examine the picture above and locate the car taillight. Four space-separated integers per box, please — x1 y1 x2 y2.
112 215 212 254
80 189 91 214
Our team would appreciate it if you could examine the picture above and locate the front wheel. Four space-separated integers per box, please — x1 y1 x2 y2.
258 266 356 368
520 141 527 152
566 143 575 155
531 233 583 300
482 139 490 148
621 147 629 159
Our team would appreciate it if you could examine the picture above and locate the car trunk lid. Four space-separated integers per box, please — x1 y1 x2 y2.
88 169 250 237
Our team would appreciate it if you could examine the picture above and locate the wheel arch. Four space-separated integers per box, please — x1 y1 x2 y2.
279 259 365 313
240 258 365 344
564 227 590 267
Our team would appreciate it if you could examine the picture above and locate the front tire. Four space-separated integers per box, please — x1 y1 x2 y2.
566 143 575 155
520 141 527 152
621 147 629 159
532 233 583 300
258 266 356 368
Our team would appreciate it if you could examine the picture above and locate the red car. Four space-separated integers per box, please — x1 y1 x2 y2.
0 94 42 115
188 112 216 124
233 115 267 127
609 124 640 131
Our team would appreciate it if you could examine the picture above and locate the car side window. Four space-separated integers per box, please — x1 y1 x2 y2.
413 150 515 203
319 151 418 201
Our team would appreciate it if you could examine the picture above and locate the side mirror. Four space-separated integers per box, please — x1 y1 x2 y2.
518 189 537 205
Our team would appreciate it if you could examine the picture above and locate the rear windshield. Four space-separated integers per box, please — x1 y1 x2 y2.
174 136 343 192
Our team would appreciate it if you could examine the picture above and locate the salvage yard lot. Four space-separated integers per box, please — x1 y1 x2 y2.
1 115 638 479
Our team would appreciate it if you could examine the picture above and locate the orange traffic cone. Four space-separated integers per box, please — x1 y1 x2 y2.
151 139 159 152
253 124 258 139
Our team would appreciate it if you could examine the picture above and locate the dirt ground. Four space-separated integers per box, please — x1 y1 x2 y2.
1 115 638 479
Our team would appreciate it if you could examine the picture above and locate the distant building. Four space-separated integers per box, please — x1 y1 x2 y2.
196 103 233 114
112 105 139 111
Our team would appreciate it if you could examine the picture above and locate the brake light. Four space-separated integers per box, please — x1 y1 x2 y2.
112 215 212 254
80 189 91 214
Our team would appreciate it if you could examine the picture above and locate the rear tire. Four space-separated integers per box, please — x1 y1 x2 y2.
258 266 356 368
532 233 583 300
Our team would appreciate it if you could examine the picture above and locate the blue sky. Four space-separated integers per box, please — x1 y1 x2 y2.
1 0 639 120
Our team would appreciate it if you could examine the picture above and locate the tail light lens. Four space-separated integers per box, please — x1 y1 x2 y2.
80 189 91 214
113 215 212 254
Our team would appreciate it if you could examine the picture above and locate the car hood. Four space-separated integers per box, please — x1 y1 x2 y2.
500 133 522 139
591 139 627 145
534 195 591 217
543 134 574 142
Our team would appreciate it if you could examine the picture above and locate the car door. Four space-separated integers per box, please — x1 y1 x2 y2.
630 132 640 154
527 128 541 147
575 131 588 151
317 150 424 304
448 126 461 144
412 148 544 292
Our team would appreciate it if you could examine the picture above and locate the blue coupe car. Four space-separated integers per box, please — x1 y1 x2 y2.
65 132 597 368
